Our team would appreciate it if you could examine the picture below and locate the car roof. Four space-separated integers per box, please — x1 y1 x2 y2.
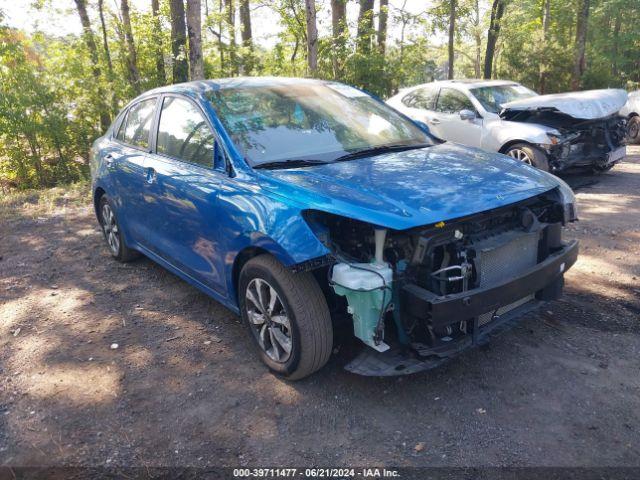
143 76 330 97
397 79 519 95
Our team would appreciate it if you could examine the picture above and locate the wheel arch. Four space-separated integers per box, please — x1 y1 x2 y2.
499 139 535 154
93 186 107 218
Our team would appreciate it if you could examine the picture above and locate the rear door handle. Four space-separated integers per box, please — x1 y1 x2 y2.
145 167 157 184
104 153 114 167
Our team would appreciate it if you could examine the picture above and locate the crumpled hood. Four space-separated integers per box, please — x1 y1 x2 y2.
257 144 560 230
501 89 628 120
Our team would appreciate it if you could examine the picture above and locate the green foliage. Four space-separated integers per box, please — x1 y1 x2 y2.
1 0 640 192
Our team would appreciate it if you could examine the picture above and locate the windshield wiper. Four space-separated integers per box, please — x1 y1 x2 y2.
253 159 330 170
332 143 431 163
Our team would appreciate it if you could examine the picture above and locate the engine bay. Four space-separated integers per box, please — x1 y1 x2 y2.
302 190 577 375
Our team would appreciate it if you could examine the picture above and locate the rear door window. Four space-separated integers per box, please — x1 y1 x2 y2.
435 88 475 114
156 96 215 168
121 98 157 149
403 86 438 110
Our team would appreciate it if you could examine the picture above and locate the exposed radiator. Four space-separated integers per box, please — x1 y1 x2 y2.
476 230 540 287
475 229 540 326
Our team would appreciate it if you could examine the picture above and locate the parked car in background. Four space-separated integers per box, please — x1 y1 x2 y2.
387 79 628 173
619 90 640 144
91 77 578 379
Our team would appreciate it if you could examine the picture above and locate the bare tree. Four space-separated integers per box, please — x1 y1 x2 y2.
357 0 374 55
120 0 141 93
304 0 318 75
484 0 507 79
239 0 253 73
169 0 189 82
377 0 388 55
151 0 167 85
73 0 110 130
447 0 456 79
186 0 204 80
331 0 347 78
571 0 590 90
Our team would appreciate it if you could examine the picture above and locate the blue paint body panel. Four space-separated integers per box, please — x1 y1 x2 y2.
90 78 564 312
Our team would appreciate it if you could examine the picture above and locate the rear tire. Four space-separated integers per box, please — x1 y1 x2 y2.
98 195 140 262
505 143 550 172
239 254 333 380
627 116 640 144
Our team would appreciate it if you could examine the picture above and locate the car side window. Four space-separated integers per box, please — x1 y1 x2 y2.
156 96 215 168
121 98 156 149
115 112 128 142
435 88 475 114
403 87 438 110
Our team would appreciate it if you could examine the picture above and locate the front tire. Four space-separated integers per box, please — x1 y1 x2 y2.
505 143 550 171
239 254 333 380
98 195 140 262
627 116 640 144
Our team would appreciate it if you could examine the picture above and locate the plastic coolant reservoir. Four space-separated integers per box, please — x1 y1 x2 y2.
331 263 393 352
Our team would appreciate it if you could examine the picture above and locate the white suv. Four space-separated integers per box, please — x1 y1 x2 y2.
387 79 628 173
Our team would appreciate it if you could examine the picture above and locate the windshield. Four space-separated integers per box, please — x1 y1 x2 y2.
206 83 432 166
470 84 538 113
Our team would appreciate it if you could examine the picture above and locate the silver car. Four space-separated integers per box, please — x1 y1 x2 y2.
387 79 628 173
619 90 640 144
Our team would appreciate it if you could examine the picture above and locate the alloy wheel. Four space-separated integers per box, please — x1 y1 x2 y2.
101 203 120 255
245 278 293 363
507 148 533 165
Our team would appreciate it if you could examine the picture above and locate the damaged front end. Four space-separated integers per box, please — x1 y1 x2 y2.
302 186 579 376
501 110 627 173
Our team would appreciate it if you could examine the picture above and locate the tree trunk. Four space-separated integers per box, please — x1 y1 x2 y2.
120 0 141 93
538 0 551 93
304 0 318 75
98 0 119 113
239 0 253 73
151 0 167 85
611 11 621 78
97 0 113 76
331 0 347 78
73 0 111 130
473 0 481 78
447 0 456 79
571 0 590 90
169 0 189 83
377 0 388 56
356 0 374 55
484 0 506 79
225 0 238 75
186 0 204 80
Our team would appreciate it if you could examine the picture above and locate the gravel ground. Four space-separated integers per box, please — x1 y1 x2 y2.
1 150 639 470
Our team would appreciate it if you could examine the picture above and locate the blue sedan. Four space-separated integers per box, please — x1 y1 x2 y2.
91 77 579 379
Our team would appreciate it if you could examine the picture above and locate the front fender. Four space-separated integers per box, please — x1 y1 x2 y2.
485 120 557 151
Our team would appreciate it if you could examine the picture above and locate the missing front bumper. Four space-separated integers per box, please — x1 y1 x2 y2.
344 240 579 376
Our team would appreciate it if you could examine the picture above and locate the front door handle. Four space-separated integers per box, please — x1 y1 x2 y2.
104 153 114 167
145 167 157 184
430 118 441 125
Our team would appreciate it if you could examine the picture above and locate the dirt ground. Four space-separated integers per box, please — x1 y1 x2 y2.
1 150 639 470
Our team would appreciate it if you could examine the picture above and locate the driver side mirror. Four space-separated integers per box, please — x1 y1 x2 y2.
459 109 476 121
